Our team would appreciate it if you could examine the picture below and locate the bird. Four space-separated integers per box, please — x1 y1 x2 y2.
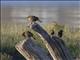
22 31 33 38
27 31 33 37
22 32 26 38
50 30 55 36
58 30 63 38
27 16 42 23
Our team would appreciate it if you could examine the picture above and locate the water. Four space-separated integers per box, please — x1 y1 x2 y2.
1 1 80 28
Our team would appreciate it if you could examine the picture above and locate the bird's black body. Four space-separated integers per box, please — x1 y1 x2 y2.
31 16 39 22
58 30 63 38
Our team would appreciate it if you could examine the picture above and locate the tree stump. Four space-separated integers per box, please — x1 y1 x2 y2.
15 23 73 60
15 38 52 60
30 23 73 60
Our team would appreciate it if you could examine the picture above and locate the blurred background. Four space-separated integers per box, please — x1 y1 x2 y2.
1 1 80 28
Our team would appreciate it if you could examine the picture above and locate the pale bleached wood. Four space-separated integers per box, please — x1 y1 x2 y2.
15 39 35 60
30 23 73 60
15 37 52 60
37 33 62 60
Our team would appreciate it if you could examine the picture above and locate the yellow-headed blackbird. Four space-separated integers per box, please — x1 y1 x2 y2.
27 16 42 23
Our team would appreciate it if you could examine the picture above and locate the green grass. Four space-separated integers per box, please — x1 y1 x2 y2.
1 23 80 60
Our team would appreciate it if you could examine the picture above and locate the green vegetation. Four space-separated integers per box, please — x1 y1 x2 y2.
1 52 12 60
1 23 80 60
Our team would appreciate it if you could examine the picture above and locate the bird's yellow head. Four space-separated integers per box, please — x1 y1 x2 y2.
26 16 41 23
26 16 33 22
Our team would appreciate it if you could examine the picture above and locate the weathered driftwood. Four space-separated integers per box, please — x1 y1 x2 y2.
15 39 35 60
15 37 52 60
15 23 73 60
38 33 61 60
51 36 73 60
30 23 73 60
